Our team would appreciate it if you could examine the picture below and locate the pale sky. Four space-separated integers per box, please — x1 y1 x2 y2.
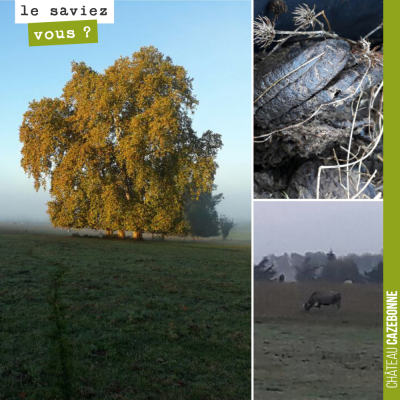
254 201 383 262
0 0 251 223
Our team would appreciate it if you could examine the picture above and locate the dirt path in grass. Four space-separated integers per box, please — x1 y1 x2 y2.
27 249 74 400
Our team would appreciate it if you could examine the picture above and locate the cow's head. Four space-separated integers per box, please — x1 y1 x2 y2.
303 302 312 311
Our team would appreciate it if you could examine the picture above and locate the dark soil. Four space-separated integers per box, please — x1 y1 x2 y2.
254 39 383 199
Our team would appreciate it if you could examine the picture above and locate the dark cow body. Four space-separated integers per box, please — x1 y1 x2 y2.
303 291 341 311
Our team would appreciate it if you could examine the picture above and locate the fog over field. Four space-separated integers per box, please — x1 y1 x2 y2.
0 187 251 226
254 201 383 261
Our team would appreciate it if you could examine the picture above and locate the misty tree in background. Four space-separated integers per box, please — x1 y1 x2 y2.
327 249 337 262
20 46 222 239
219 215 236 240
254 257 277 281
365 261 383 283
186 190 223 238
319 257 364 283
349 252 383 274
294 257 320 282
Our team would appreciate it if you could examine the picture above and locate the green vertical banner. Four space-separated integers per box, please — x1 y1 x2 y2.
384 1 398 397
28 20 98 46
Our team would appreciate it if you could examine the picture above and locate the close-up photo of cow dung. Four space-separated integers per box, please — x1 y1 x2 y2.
253 0 383 199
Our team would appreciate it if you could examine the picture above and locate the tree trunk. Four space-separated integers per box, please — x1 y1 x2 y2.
151 233 154 241
106 228 113 237
161 234 165 241
132 231 143 241
117 230 125 239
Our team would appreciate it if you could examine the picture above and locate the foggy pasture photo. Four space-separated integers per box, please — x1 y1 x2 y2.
254 201 383 400
0 2 251 399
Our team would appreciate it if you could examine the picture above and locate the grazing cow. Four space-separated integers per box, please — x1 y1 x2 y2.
279 274 285 282
303 291 341 311
343 280 353 285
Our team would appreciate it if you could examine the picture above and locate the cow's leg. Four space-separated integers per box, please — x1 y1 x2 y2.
315 302 321 309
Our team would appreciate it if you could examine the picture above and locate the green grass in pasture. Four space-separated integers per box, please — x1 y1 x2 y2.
254 322 383 400
254 282 383 400
0 231 251 400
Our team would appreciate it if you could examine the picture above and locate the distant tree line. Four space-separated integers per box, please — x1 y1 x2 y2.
254 257 277 281
254 250 383 283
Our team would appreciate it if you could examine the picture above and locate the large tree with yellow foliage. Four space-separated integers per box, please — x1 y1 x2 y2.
20 46 222 239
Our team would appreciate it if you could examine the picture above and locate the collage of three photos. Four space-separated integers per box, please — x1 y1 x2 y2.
0 0 385 399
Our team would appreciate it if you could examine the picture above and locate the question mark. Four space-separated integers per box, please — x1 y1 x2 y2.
84 26 91 38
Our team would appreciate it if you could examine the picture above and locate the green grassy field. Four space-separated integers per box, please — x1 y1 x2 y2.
254 282 383 400
0 229 251 400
